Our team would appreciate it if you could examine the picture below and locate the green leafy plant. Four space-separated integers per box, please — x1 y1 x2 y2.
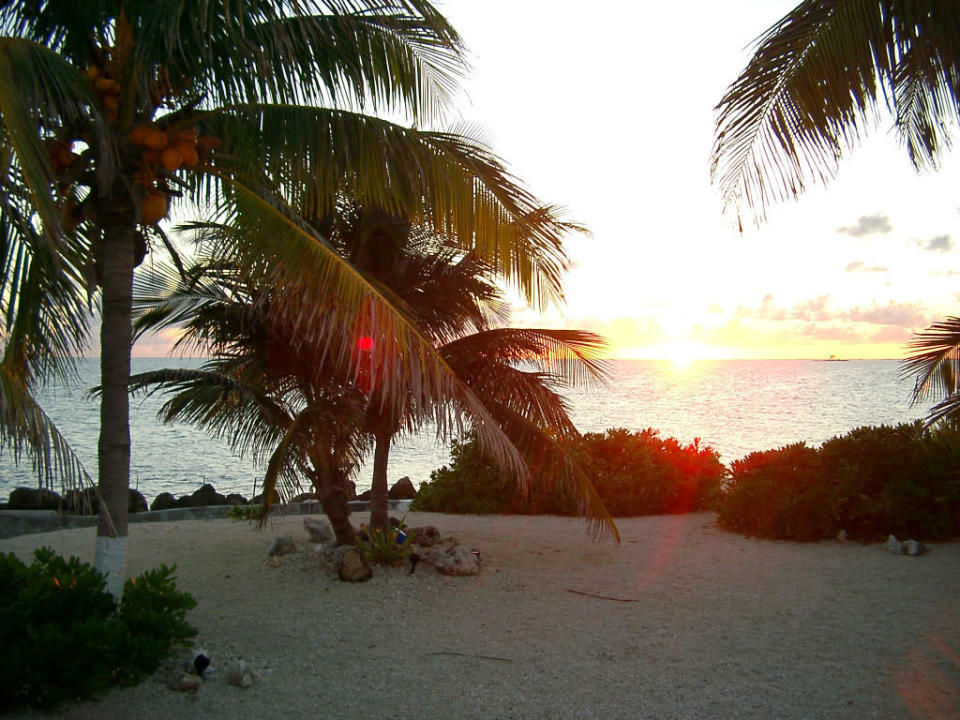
0 548 196 710
226 504 265 522
718 423 960 541
413 429 726 517
357 522 414 566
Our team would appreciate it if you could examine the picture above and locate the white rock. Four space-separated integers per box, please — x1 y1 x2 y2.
882 535 903 554
902 539 927 556
304 517 334 544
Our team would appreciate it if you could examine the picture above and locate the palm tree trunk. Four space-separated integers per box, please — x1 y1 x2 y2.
369 430 392 530
320 481 356 546
95 199 136 599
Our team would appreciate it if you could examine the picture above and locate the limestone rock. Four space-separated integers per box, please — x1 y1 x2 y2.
339 548 373 582
290 491 320 503
226 493 248 506
410 525 441 547
882 535 903 554
128 489 148 514
8 487 61 510
268 534 297 557
388 476 416 500
150 492 178 511
903 539 927 556
304 517 334 544
64 488 99 515
423 541 481 576
185 483 228 507
165 670 203 693
356 489 372 501
227 659 255 688
250 490 281 506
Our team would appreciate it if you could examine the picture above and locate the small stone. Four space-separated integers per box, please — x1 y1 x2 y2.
227 660 255 688
268 534 297 556
882 535 903 555
410 525 441 547
165 670 203 692
339 548 373 582
423 541 481 576
902 539 927 556
304 517 335 544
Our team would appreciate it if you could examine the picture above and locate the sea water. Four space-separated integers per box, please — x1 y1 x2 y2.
0 357 926 503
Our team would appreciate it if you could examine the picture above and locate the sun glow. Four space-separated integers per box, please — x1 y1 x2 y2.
628 341 733 368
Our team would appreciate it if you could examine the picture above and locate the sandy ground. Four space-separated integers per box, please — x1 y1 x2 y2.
2 511 959 720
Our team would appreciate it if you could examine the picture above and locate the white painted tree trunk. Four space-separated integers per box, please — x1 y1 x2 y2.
95 535 128 599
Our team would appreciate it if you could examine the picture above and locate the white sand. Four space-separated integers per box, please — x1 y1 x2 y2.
3 511 959 720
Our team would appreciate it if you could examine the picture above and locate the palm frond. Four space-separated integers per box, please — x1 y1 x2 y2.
0 361 91 493
902 316 960 419
193 105 574 307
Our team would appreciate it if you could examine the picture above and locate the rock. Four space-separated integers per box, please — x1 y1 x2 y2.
410 525 441 547
423 541 481 576
388 476 416 500
8 487 61 510
356 489 372 501
165 670 203 693
339 548 373 582
64 488 99 515
882 535 904 554
304 517 334 544
290 492 320 503
250 490 281 506
226 493 248 506
344 480 357 501
128 489 148 514
268 534 297 557
903 539 927 556
186 483 228 507
150 492 178 511
227 659 255 688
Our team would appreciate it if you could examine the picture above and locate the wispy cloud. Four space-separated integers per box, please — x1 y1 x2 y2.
837 213 892 237
845 260 888 273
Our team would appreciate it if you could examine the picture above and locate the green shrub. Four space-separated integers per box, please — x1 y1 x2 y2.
357 522 414 565
0 547 196 710
412 429 726 517
718 422 960 541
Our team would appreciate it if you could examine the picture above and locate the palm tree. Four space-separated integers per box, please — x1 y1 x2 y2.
314 206 615 536
128 258 369 545
1 1 578 594
712 0 960 226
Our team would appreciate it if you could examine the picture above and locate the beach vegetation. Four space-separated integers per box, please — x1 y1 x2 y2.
412 429 725 518
718 422 960 541
357 522 414 566
0 547 196 710
0 1 581 594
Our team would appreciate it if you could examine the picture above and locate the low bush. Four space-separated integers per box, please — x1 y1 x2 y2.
718 422 960 541
411 428 726 517
0 547 197 710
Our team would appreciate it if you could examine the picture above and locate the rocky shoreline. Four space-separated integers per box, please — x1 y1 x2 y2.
0 479 417 539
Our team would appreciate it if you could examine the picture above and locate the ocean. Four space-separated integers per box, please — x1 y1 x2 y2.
0 358 927 503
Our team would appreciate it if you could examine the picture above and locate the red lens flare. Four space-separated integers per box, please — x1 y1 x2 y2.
357 336 374 351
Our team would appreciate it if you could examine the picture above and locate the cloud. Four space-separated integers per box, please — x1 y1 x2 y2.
837 213 892 237
921 234 953 253
846 301 928 327
845 260 888 273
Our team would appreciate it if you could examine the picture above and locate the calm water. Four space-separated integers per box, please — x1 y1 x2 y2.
0 358 926 503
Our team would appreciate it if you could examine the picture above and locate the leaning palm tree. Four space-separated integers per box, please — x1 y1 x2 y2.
1 1 576 594
712 0 960 226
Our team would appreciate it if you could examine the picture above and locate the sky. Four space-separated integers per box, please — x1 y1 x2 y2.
429 0 960 361
134 0 960 360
